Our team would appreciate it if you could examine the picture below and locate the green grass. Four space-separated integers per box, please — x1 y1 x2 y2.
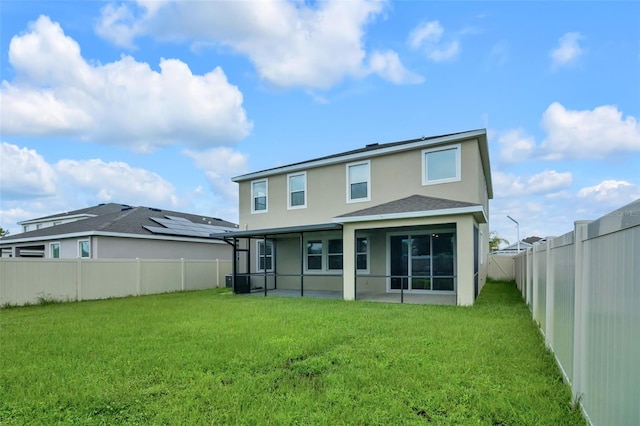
0 281 584 425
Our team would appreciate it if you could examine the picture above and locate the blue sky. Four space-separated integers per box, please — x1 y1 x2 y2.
1 1 639 244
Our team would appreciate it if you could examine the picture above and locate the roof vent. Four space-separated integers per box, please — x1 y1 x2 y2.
149 207 162 212
365 143 379 148
121 206 133 211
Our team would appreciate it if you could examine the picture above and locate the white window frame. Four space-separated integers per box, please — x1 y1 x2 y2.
287 171 307 210
78 239 90 258
50 242 60 259
422 144 461 186
256 239 274 272
251 179 268 214
23 225 29 232
327 238 343 271
355 236 370 275
304 233 344 275
346 160 371 203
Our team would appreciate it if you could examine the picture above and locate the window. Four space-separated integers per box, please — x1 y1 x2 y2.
306 240 323 270
346 160 370 203
78 240 90 258
327 239 343 270
50 243 60 258
251 179 268 213
287 172 307 209
53 221 61 226
422 144 461 185
257 240 274 272
36 224 42 230
23 225 29 232
356 237 369 273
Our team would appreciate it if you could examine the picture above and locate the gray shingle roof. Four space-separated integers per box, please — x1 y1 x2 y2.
335 195 481 218
1 204 237 241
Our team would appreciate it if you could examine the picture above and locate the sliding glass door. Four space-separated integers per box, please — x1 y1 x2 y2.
388 230 455 292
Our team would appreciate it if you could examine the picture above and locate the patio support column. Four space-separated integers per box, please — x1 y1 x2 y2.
456 216 475 306
263 235 267 297
342 224 356 301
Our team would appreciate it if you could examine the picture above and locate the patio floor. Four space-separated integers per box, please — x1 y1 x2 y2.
244 289 457 305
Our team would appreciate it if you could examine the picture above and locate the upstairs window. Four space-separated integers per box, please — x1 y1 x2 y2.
251 179 268 213
422 144 461 185
288 172 307 209
347 160 371 203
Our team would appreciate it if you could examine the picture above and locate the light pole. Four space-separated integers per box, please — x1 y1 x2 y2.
507 215 520 252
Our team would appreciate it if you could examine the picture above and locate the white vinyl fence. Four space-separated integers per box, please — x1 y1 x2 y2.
514 199 640 426
0 258 232 307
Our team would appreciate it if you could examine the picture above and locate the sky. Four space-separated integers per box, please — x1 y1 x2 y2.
1 1 639 245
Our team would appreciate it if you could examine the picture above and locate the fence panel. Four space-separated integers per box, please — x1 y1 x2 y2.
513 199 640 426
81 259 138 300
549 232 575 383
487 255 515 281
140 260 182 295
0 259 77 305
0 258 228 306
581 225 639 426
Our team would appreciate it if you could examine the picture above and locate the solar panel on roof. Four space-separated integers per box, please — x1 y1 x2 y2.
146 216 235 238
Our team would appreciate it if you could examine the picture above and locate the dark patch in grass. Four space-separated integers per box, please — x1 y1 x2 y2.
411 406 432 421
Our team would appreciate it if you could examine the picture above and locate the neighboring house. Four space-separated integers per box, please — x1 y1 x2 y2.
211 129 493 306
494 237 544 254
0 203 237 260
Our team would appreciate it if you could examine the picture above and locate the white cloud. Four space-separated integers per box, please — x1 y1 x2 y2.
407 20 460 62
0 15 252 152
0 142 57 199
550 32 584 69
184 147 249 202
497 129 536 163
95 0 417 89
578 180 640 205
55 159 180 207
368 50 424 84
541 102 640 160
408 21 443 48
493 169 572 197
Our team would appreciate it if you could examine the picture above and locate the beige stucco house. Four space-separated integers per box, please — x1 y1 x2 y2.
212 129 493 305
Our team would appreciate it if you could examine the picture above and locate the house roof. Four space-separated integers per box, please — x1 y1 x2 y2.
1 203 238 243
232 129 493 199
333 195 487 224
18 203 127 224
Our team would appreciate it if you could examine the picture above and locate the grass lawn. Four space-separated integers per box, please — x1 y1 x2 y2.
0 280 584 425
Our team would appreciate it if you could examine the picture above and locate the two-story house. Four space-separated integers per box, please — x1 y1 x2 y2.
212 129 492 305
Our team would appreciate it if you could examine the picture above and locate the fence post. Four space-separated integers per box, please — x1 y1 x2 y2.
532 244 539 323
181 258 186 291
545 237 555 349
572 221 589 406
136 258 141 296
216 259 220 288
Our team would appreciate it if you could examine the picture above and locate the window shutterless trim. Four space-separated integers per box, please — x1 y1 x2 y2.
251 178 268 214
78 239 90 258
49 242 60 259
287 171 307 210
421 143 461 186
346 160 371 203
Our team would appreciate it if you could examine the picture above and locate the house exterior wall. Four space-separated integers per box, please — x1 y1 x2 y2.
1 236 231 260
96 236 231 260
237 137 489 231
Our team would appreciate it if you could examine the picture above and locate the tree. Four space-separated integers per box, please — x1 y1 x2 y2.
0 227 9 238
488 231 509 252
